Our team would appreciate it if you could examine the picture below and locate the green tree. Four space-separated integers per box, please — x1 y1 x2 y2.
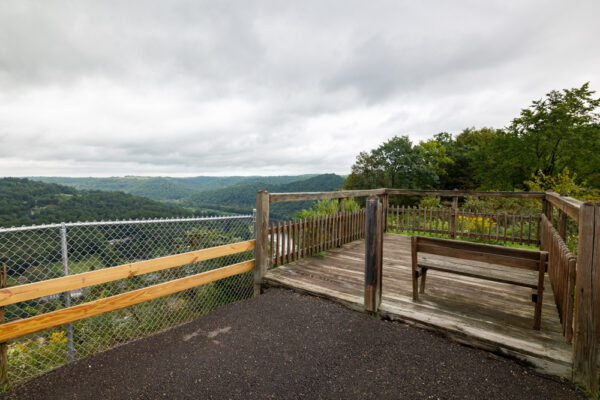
474 83 600 189
344 136 448 190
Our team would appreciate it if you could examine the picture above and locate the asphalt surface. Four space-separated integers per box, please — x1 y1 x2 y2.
2 288 586 399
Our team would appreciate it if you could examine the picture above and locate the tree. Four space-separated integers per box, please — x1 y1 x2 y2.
474 83 600 189
344 136 448 190
434 129 498 190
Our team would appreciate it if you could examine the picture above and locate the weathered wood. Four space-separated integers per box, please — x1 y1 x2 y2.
286 221 291 264
417 257 538 288
534 252 547 330
565 257 576 342
269 223 275 268
265 233 573 380
364 196 382 312
573 202 600 393
0 259 255 343
450 193 458 239
417 236 542 259
411 236 418 301
0 240 256 307
0 263 7 387
557 210 568 240
275 222 281 267
270 189 386 203
413 236 546 329
546 191 582 223
382 193 389 232
254 190 269 295
338 203 343 247
386 189 545 198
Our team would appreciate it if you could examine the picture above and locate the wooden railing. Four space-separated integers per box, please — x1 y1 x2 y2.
540 214 576 342
0 241 255 343
388 206 539 245
257 187 600 394
268 210 366 268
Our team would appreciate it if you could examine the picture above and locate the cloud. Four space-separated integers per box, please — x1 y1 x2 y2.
0 0 599 176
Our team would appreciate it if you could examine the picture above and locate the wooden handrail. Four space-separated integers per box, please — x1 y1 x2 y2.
0 240 255 307
545 191 582 223
385 189 546 198
0 259 254 343
269 188 547 204
269 189 386 203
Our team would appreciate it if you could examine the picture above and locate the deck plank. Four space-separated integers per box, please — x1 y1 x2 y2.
265 233 572 378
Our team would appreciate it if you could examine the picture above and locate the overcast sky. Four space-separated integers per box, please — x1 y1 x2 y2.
1 1 599 177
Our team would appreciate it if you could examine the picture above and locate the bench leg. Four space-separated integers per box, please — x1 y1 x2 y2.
411 236 418 301
533 253 546 330
412 270 419 301
419 268 428 294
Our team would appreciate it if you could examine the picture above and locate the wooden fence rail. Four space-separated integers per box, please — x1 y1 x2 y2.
268 209 366 268
540 214 576 342
387 206 539 245
0 240 255 343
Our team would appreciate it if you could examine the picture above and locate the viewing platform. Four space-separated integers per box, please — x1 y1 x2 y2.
265 233 572 377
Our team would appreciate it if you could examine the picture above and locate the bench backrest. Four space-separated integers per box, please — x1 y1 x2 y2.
413 236 546 271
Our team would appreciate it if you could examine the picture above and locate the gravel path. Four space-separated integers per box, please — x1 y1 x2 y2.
2 288 586 399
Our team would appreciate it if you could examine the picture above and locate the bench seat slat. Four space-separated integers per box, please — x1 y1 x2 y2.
418 256 538 289
416 236 541 260
417 242 540 271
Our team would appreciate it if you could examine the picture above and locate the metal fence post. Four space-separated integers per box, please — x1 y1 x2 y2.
60 224 75 363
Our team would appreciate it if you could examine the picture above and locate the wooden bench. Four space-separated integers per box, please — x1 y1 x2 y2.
411 236 548 330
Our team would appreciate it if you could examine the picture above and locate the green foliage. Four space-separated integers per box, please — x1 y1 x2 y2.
0 178 194 228
434 128 498 190
418 195 441 208
183 174 345 220
344 136 449 190
524 168 599 201
294 198 360 218
473 83 600 190
34 175 319 201
344 83 599 199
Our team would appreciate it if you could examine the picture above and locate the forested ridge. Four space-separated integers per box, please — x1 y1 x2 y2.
0 178 194 227
0 174 344 227
34 175 318 201
182 174 345 219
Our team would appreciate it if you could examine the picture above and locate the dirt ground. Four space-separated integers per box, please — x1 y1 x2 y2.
2 288 587 399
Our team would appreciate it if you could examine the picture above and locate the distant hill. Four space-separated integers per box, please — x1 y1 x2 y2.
0 178 195 227
33 175 318 201
183 174 345 219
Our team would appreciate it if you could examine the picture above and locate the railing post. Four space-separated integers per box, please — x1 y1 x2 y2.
0 263 7 387
573 202 600 394
557 209 568 240
60 224 75 363
381 193 389 232
254 190 270 296
450 189 458 239
364 196 383 313
337 198 343 247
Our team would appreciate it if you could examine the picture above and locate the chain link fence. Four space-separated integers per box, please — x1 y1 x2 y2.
0 214 255 386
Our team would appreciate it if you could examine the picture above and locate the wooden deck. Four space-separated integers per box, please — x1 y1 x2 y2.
265 233 573 378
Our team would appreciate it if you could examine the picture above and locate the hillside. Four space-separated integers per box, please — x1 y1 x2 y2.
0 178 195 227
33 175 318 201
183 174 345 219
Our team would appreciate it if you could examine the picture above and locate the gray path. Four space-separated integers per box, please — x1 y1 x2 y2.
2 289 586 399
